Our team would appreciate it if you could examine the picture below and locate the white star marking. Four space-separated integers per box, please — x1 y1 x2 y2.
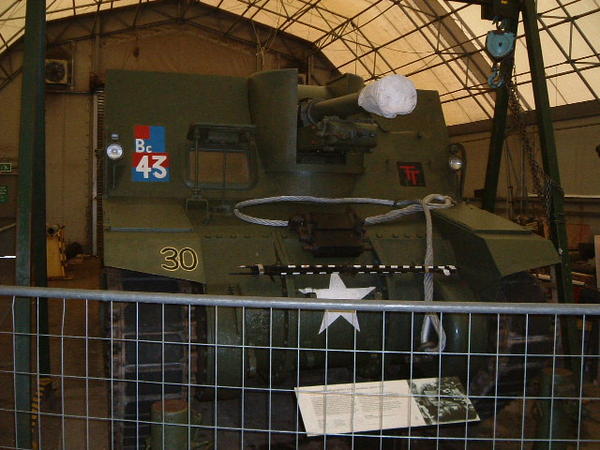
299 273 375 334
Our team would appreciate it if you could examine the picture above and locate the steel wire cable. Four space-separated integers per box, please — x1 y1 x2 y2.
234 194 453 351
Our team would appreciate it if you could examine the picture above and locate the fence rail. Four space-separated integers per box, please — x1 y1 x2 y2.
1 284 599 449
2 284 600 314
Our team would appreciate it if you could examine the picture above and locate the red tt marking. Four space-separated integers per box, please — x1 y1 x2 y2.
398 165 421 185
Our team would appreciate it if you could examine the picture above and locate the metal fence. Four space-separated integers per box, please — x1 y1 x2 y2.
0 284 599 449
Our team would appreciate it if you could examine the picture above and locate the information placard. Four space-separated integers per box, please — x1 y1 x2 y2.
295 377 479 436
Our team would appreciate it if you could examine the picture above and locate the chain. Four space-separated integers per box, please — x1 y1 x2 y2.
506 78 562 221
238 264 457 277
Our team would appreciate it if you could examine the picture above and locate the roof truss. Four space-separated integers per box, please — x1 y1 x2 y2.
0 0 598 125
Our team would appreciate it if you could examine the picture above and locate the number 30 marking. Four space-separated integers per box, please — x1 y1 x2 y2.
160 246 199 272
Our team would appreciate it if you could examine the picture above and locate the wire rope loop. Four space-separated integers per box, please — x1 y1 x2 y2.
233 194 453 227
233 194 453 352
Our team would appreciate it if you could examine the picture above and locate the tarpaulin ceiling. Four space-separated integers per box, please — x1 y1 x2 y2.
0 0 598 125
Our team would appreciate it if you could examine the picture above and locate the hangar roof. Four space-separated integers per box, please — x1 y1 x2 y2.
0 0 598 125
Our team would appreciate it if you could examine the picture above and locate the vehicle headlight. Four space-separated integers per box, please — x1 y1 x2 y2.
448 155 463 171
106 143 124 160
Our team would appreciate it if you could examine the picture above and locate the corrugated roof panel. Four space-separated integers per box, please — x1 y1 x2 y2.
283 21 326 41
0 1 25 52
577 14 600 52
337 55 372 80
251 9 285 29
325 0 374 19
564 0 596 16
402 53 447 79
430 64 466 95
459 93 492 123
438 92 472 126
200 0 223 7
539 26 571 67
513 36 532 79
516 81 536 111
220 0 251 15
322 39 354 69
568 30 597 62
582 66 600 96
444 2 490 40
0 0 597 125
550 71 590 106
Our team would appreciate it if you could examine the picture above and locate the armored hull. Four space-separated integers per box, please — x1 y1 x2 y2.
102 69 558 448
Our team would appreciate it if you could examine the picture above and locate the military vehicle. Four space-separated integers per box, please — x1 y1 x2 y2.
102 68 558 448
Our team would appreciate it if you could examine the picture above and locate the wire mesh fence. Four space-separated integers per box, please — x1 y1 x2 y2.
0 284 599 449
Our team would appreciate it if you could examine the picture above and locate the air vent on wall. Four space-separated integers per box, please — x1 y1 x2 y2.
45 59 69 85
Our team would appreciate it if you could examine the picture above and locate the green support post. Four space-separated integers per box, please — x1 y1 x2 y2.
482 12 519 213
15 0 46 448
31 25 50 385
521 0 573 305
521 0 579 400
482 76 511 212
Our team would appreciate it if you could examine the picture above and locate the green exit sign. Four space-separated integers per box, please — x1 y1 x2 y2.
0 163 12 173
0 185 8 203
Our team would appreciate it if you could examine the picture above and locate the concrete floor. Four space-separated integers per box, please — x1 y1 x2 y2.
1 258 599 449
42 256 108 449
0 256 109 449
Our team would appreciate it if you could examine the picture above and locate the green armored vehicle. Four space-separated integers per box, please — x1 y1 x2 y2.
102 69 558 447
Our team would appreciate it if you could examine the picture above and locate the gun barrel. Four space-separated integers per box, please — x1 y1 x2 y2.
305 74 417 123
308 92 362 122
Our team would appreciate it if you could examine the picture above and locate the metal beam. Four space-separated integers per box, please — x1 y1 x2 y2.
324 4 467 66
448 98 600 136
15 0 46 447
392 1 493 120
413 0 494 111
440 53 600 105
521 1 578 388
521 0 572 303
482 83 510 212
0 0 339 94
482 11 519 212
